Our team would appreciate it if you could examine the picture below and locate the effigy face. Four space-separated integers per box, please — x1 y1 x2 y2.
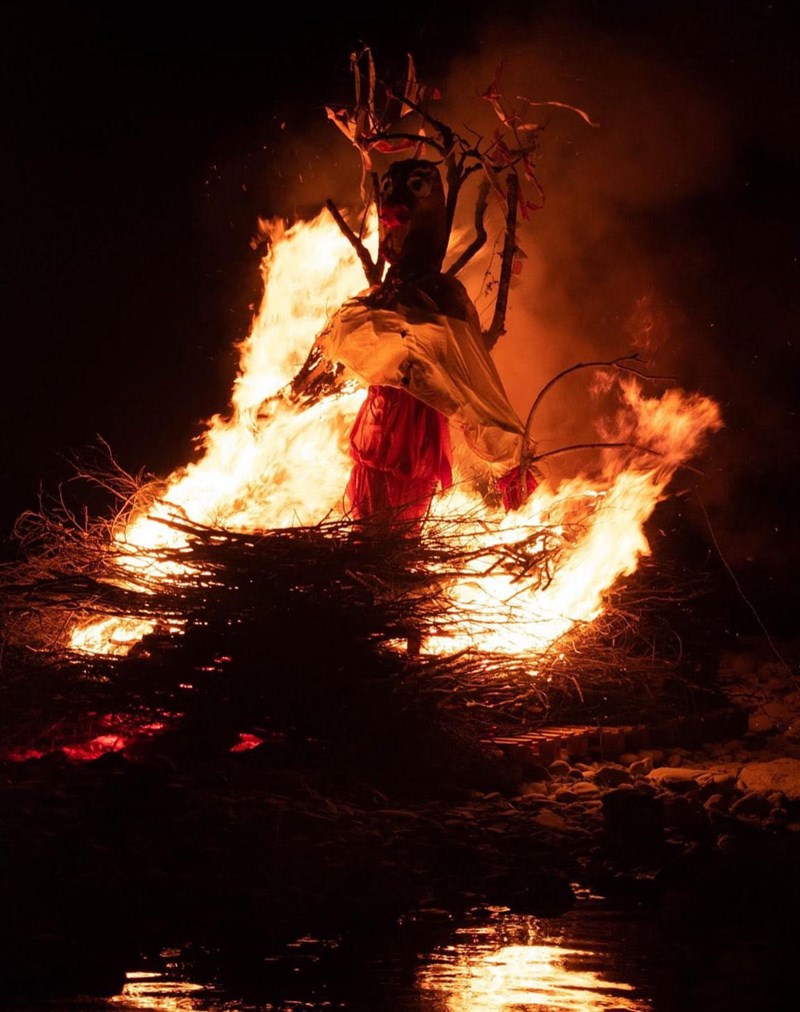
378 159 448 274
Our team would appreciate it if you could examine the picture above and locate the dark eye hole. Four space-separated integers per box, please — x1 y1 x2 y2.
407 173 432 197
380 176 394 198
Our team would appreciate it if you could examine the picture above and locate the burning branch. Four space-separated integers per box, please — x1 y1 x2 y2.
324 198 382 286
1 458 698 722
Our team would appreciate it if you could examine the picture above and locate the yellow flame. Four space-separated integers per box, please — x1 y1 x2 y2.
71 211 371 653
70 209 721 658
71 616 157 656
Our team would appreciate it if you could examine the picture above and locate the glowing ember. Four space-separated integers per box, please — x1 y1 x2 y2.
71 616 158 656
70 210 721 659
229 732 265 753
3 713 171 763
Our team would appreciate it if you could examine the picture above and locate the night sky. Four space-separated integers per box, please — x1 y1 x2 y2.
2 1 798 622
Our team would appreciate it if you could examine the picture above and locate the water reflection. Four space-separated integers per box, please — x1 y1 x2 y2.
417 916 650 1011
13 878 800 1012
110 971 212 1011
100 910 651 1011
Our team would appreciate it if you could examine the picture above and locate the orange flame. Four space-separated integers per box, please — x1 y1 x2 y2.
70 210 721 658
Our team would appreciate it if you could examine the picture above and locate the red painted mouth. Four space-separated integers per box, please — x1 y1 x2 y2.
379 203 412 229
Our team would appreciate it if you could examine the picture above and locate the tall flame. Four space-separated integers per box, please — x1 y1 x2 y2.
70 210 721 658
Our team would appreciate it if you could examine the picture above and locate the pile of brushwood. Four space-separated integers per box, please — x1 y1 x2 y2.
0 475 731 998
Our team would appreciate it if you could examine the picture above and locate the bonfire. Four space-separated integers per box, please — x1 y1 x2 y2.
0 51 723 763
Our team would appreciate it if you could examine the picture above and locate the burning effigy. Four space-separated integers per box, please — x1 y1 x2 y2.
0 52 724 760
316 156 534 530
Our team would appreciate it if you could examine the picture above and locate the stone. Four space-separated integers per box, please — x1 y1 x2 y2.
548 760 572 776
568 780 600 797
630 756 654 777
703 793 726 812
762 701 794 722
647 767 700 792
619 753 639 766
663 794 710 835
695 764 742 789
737 758 800 800
594 765 632 788
500 873 576 917
533 810 567 831
602 787 664 852
768 807 789 825
748 713 776 734
602 786 661 826
730 792 771 818
519 782 549 798
413 908 453 921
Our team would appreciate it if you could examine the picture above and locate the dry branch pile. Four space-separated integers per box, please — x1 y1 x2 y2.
0 457 718 777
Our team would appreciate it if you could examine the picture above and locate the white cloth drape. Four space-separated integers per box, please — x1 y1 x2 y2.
317 296 525 474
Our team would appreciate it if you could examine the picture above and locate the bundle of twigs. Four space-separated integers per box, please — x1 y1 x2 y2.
0 456 715 780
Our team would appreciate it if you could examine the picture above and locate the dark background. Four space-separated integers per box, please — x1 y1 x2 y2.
1 1 798 626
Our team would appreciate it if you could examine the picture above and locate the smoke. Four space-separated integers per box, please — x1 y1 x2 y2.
434 14 733 475
257 6 796 578
424 7 796 583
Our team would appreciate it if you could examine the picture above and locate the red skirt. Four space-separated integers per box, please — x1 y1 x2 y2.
346 385 452 528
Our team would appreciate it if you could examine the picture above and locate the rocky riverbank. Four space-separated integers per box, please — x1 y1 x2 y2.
2 635 798 1000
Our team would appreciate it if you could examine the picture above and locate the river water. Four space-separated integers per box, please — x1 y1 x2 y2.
9 888 796 1012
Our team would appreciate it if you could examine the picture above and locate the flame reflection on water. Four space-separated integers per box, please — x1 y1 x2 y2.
111 971 208 1010
104 911 649 1011
416 918 651 1011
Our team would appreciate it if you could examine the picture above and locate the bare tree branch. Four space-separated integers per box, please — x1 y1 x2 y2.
531 441 663 464
483 173 519 351
521 355 678 464
446 179 490 277
325 199 381 286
